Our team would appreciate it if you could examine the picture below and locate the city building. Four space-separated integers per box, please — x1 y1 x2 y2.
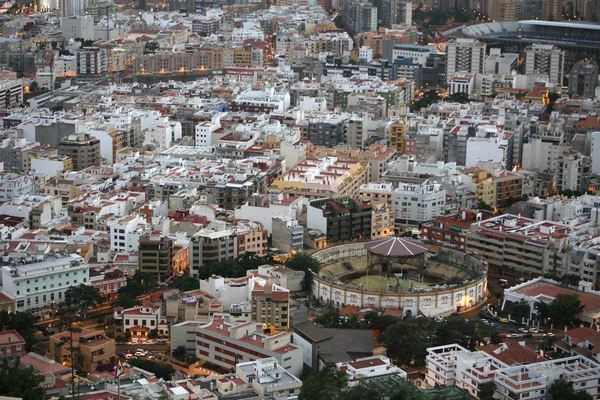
235 357 303 398
76 47 107 77
62 16 94 41
485 50 519 74
524 44 565 85
393 181 446 226
307 196 373 242
387 118 407 153
113 305 166 342
491 0 517 21
0 173 35 203
190 222 238 278
568 59 599 98
445 39 486 81
270 157 369 200
58 133 101 171
271 216 304 254
336 355 407 386
251 282 290 330
49 328 115 373
138 233 174 283
0 330 26 360
195 315 302 375
466 214 570 277
425 344 600 399
422 210 491 250
0 254 90 311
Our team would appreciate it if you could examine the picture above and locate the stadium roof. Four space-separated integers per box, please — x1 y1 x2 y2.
520 19 600 31
364 237 429 257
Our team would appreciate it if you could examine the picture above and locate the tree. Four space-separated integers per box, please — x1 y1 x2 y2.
286 253 320 292
512 300 530 323
171 276 199 292
198 253 274 280
478 382 496 400
412 89 441 110
113 293 140 309
0 310 37 351
560 274 581 286
29 81 39 92
65 284 104 320
444 92 470 103
549 378 592 400
172 345 187 362
144 41 160 55
148 329 159 339
33 341 48 357
0 358 45 400
126 359 175 380
535 294 584 329
315 307 341 327
380 318 430 367
117 270 158 299
299 367 348 400
476 200 494 211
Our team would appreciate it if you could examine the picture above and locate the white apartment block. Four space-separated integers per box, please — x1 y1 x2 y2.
1 254 90 311
0 173 35 203
196 315 302 376
592 132 600 175
446 38 486 82
108 215 150 253
359 46 374 63
426 344 600 400
114 305 167 339
524 44 565 85
195 114 223 147
393 180 446 225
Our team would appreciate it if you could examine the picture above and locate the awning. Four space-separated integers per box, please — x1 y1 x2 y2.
420 304 455 318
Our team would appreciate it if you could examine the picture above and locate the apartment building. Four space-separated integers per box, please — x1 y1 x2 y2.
270 157 369 200
251 282 290 330
235 357 302 398
195 315 302 375
466 214 570 277
133 50 222 74
0 254 90 311
49 328 115 373
393 181 446 226
307 114 349 147
307 196 373 242
0 173 35 203
89 267 127 301
422 210 490 250
337 355 407 385
58 133 101 171
235 220 268 258
445 38 486 81
568 59 599 98
190 221 238 278
426 344 600 399
387 118 407 153
108 215 150 253
0 330 26 360
76 47 107 76
230 86 290 113
271 216 304 254
524 44 565 85
461 168 523 208
138 233 174 283
491 0 516 21
0 79 23 109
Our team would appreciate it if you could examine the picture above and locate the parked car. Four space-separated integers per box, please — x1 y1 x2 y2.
529 328 539 333
145 340 154 345
518 328 528 333
156 340 167 345
499 318 509 323
544 332 555 337
125 353 134 359
508 333 519 338
134 351 146 357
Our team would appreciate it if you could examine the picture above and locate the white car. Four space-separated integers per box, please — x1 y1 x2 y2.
134 351 146 357
529 328 539 333
125 353 134 359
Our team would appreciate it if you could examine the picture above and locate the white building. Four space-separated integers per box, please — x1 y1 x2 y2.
113 305 167 341
393 180 446 225
0 254 90 311
196 315 302 376
359 46 374 63
234 192 303 235
235 357 302 398
54 56 77 78
0 173 35 203
525 44 565 85
445 38 486 82
107 215 150 253
143 118 182 151
231 86 291 113
484 50 519 74
231 28 265 42
448 73 475 95
195 113 223 147
426 343 600 400
62 16 95 41
336 355 407 386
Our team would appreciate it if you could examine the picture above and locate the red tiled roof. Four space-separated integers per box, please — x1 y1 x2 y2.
566 327 598 343
348 357 386 370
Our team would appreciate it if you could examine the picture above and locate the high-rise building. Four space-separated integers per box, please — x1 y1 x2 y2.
491 0 516 21
251 281 290 330
341 0 378 36
445 38 486 81
58 133 101 171
568 58 599 98
524 44 565 85
542 0 562 20
387 117 407 152
75 47 107 76
375 0 412 28
138 233 174 283
520 0 543 19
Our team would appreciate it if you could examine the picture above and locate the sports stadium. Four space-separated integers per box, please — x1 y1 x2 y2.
462 20 600 72
310 237 489 318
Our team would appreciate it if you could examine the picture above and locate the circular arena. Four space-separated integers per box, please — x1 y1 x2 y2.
311 237 488 318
